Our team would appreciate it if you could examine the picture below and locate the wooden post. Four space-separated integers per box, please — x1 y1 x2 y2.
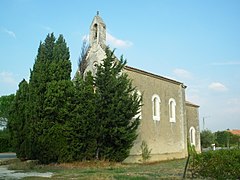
183 155 190 179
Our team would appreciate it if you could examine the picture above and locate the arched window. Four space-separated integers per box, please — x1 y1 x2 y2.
169 98 176 122
189 126 196 146
93 24 98 40
152 94 160 121
133 90 142 119
92 61 98 76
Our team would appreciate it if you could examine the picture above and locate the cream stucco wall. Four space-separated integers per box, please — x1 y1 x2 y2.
123 67 188 163
186 102 201 153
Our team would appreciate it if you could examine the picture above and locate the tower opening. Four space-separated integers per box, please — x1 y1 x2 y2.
94 24 98 40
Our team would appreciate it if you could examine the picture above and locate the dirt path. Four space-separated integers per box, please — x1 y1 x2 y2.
0 166 53 179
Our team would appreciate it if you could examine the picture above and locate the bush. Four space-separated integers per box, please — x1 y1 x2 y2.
0 130 12 152
140 140 152 163
190 149 240 179
0 136 10 152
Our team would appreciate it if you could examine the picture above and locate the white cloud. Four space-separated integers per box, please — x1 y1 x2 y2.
208 82 228 92
173 68 192 79
3 28 16 38
106 32 133 48
0 71 17 85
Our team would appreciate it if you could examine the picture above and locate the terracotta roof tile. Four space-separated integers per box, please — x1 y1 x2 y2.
228 129 240 136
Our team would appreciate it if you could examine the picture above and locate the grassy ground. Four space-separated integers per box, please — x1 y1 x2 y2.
5 158 190 179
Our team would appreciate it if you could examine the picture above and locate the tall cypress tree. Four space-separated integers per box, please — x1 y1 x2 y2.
28 34 56 131
8 33 73 163
51 34 71 81
66 72 97 161
95 48 141 161
38 80 74 163
27 33 73 163
27 34 56 160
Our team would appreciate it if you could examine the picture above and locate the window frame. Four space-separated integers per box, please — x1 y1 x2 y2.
152 94 161 121
169 98 176 123
189 126 196 146
93 23 98 39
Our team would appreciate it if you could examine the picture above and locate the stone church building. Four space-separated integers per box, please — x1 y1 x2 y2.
78 13 201 163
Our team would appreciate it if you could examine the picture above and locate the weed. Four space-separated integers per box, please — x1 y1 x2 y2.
140 141 152 163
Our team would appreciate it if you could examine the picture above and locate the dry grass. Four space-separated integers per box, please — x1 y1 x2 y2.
0 158 19 166
4 158 189 179
56 160 123 169
48 159 187 179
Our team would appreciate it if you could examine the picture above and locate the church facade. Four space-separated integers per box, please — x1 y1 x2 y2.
79 13 201 163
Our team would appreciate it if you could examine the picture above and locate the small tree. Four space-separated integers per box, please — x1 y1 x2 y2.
0 94 14 152
0 94 15 152
94 48 141 161
140 140 152 163
0 94 15 129
215 130 240 148
215 131 230 147
200 129 215 148
0 129 11 152
8 79 29 158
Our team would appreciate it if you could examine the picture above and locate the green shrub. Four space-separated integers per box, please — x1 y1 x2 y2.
190 149 240 179
140 140 152 163
0 130 12 152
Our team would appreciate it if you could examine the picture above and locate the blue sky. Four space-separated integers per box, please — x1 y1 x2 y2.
0 0 239 132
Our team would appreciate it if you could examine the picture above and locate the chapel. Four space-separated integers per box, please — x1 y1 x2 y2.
78 13 201 163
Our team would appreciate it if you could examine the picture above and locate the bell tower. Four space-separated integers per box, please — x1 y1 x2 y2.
89 11 106 47
81 12 107 77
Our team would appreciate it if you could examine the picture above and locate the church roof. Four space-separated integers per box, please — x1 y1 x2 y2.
91 12 106 27
124 65 186 87
185 101 200 108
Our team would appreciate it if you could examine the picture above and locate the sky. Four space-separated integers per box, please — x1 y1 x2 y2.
0 0 240 132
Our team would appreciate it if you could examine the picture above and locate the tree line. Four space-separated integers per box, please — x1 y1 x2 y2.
1 33 141 164
201 129 240 149
0 94 14 152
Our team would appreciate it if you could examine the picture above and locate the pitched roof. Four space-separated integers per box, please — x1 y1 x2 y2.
91 13 106 27
228 129 240 136
124 65 186 87
185 101 200 108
